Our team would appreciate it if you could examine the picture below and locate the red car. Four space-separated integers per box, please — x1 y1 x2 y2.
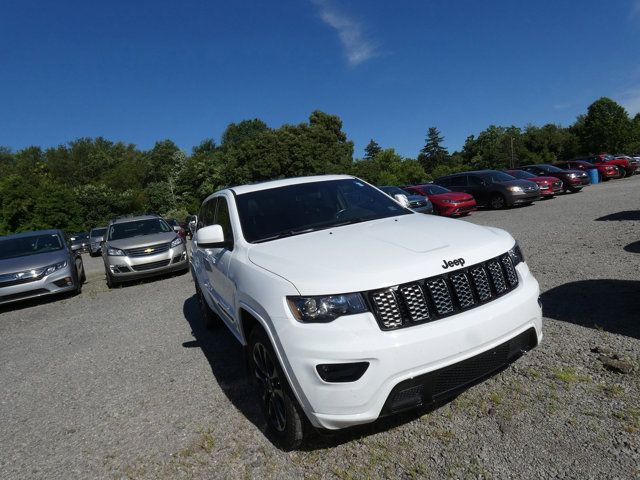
404 184 477 217
586 154 636 178
557 159 620 180
503 169 563 197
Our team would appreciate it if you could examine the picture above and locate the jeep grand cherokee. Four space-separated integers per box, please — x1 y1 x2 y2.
190 175 542 449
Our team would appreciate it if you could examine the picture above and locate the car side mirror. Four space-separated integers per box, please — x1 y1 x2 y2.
393 194 410 208
196 224 230 248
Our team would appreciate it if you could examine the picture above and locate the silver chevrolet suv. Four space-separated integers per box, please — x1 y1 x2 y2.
102 214 188 288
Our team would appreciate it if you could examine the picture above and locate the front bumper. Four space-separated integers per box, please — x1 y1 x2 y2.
509 191 541 205
277 263 542 430
0 266 76 306
89 242 102 254
438 201 477 216
104 244 188 280
411 204 434 215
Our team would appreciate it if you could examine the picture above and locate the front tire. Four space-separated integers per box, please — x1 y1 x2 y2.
490 193 506 210
105 269 118 289
248 328 306 450
195 281 220 329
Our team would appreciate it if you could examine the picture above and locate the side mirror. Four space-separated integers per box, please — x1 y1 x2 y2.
196 224 229 248
393 194 410 208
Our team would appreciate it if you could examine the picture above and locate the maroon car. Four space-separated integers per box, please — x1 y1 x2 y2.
586 154 637 178
503 169 563 197
519 164 590 193
557 159 620 181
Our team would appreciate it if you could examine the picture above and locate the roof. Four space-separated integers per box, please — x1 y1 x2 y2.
110 214 160 225
227 174 356 196
0 229 61 240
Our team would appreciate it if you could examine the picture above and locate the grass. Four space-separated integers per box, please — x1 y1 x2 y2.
489 392 503 406
552 367 591 384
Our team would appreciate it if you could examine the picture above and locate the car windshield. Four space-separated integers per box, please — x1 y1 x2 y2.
540 165 564 173
0 233 64 260
419 184 450 195
166 219 179 226
486 171 516 182
108 218 173 240
508 170 536 179
235 178 411 243
71 233 88 240
90 228 106 237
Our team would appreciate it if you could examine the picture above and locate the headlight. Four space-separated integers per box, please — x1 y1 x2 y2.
287 294 368 323
508 242 525 266
107 246 125 256
170 236 183 248
568 173 577 178
440 199 459 204
44 261 68 275
507 186 523 192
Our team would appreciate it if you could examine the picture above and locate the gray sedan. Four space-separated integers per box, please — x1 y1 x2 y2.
0 229 85 306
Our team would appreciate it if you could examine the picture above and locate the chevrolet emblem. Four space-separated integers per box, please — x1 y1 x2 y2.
144 248 154 253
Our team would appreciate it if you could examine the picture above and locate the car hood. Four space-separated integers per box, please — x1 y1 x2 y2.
529 176 558 183
0 250 69 275
407 194 430 203
247 214 515 295
497 179 538 189
107 232 177 250
430 192 474 201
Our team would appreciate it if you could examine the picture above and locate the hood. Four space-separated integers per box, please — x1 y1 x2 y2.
0 249 69 275
496 179 538 189
407 194 430 203
107 232 177 250
430 192 473 201
564 169 588 176
247 214 515 295
529 176 557 184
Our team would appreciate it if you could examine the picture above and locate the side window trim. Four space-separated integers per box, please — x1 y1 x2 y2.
214 195 235 250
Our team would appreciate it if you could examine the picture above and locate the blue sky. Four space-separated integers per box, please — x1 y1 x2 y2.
2 0 640 157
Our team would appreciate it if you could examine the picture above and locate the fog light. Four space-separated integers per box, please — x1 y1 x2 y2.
316 362 369 383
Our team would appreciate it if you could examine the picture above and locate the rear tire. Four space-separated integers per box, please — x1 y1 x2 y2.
248 327 307 450
490 193 506 210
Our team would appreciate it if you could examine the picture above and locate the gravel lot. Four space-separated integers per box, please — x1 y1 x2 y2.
1 177 639 480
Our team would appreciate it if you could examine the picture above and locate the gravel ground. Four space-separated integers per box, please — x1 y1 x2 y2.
1 177 639 480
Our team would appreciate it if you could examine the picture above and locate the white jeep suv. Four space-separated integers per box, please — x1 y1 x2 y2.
190 175 542 449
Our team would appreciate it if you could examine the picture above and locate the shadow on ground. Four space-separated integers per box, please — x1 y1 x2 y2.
182 295 473 451
541 280 640 340
624 240 640 253
595 210 640 222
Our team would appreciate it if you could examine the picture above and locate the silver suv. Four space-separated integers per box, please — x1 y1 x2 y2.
102 215 188 288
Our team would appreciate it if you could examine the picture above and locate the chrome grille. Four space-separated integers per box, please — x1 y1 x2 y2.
124 242 171 257
130 259 171 271
450 272 474 308
399 284 430 322
370 290 403 329
470 266 492 302
425 278 454 316
369 252 519 330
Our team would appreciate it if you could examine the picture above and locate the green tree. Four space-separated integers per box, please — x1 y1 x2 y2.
577 97 632 154
418 127 449 174
352 149 426 185
364 139 382 160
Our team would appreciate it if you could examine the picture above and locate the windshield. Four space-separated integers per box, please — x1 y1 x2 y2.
166 219 179 227
90 228 106 237
540 165 564 173
71 233 89 240
0 233 64 260
108 218 173 241
419 184 450 195
236 179 411 243
486 171 516 182
507 170 536 179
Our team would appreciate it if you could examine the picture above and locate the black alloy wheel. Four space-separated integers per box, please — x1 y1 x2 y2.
490 193 506 210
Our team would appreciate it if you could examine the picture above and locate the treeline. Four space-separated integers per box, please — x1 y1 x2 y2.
1 97 639 235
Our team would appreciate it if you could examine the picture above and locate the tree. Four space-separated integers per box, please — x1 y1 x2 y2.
577 97 632 154
418 127 449 174
364 139 382 160
352 149 426 185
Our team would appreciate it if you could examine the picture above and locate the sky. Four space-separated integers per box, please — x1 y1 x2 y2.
1 0 640 157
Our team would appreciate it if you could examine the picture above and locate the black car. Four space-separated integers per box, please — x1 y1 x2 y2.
69 232 90 253
434 170 541 209
519 164 589 193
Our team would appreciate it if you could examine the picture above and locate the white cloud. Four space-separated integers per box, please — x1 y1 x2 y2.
619 87 640 115
312 0 379 66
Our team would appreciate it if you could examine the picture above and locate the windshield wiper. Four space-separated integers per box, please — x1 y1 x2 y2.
253 219 371 244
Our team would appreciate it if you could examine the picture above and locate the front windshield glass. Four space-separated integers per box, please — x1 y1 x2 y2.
72 233 89 240
508 170 536 179
379 186 408 197
420 184 450 195
90 228 106 237
541 165 563 173
108 218 172 241
0 233 64 260
236 179 411 243
487 171 516 182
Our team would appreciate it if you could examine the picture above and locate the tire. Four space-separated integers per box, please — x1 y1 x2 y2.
489 193 506 210
569 187 582 193
195 281 220 329
248 327 307 450
74 258 84 294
